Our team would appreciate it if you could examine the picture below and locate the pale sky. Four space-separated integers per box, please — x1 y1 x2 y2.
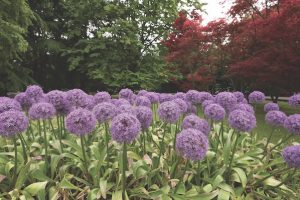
201 0 233 24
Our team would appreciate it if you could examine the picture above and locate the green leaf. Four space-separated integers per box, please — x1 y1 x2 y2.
222 133 232 166
99 178 107 199
59 178 83 191
15 161 31 189
217 189 230 200
23 181 48 196
232 167 247 188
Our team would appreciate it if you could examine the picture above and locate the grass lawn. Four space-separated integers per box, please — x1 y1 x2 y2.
254 101 300 143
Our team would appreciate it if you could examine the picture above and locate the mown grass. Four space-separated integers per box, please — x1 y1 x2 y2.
254 101 300 143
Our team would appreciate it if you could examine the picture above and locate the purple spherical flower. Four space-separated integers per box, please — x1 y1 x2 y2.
204 103 226 122
242 98 248 104
264 102 279 113
176 128 208 161
29 102 56 120
112 98 131 107
288 94 300 108
158 101 181 123
172 98 188 114
232 103 255 114
186 90 201 104
135 96 151 107
119 88 134 100
14 92 32 109
46 90 66 110
65 108 97 136
25 85 44 103
202 100 215 109
144 92 159 103
215 92 237 111
233 91 244 103
135 106 152 130
228 110 256 132
159 93 174 103
94 92 111 104
182 114 210 136
174 92 186 100
265 111 287 127
186 101 197 114
93 102 116 123
116 104 134 116
84 95 96 110
66 89 87 108
0 110 29 137
198 92 214 103
248 91 265 104
284 114 300 135
137 90 148 96
0 98 22 114
110 113 141 143
282 145 300 168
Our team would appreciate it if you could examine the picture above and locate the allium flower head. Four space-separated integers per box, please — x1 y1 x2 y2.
29 102 56 120
93 102 116 123
135 96 151 107
0 98 22 114
233 91 244 103
65 108 96 136
202 100 215 109
158 101 180 123
137 90 148 96
46 90 66 110
84 95 96 110
182 114 210 136
110 113 141 143
265 111 287 127
248 91 265 104
14 92 31 109
159 93 174 103
135 106 152 130
204 103 226 122
228 110 256 132
144 92 159 103
112 98 131 107
186 90 201 104
186 101 197 114
264 102 279 113
176 128 208 161
116 104 134 116
172 98 188 114
215 92 237 111
232 103 255 114
284 114 300 135
288 94 300 108
174 92 186 100
0 110 29 137
119 88 134 100
25 85 44 103
282 145 300 168
94 92 111 104
66 89 87 108
198 92 214 103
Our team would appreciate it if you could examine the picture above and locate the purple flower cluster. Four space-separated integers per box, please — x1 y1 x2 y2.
116 104 134 116
158 101 180 123
232 103 255 114
288 94 300 108
204 103 226 122
182 115 210 136
94 91 111 104
135 96 151 107
174 92 186 100
112 98 131 107
233 91 244 103
46 90 68 113
265 111 287 127
66 89 87 108
229 110 256 132
110 113 141 143
202 100 215 109
198 92 214 103
0 110 29 137
282 145 300 168
25 85 44 103
119 88 134 100
215 92 237 111
264 102 279 113
93 102 116 123
284 114 300 135
65 108 97 136
176 128 208 161
172 98 188 114
186 90 201 104
144 92 159 103
14 92 31 109
29 102 56 120
0 98 22 114
135 106 152 130
248 91 265 104
159 93 174 103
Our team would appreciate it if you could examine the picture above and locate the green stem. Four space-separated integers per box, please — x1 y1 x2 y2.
254 167 291 186
17 134 27 163
38 120 42 137
156 123 167 168
122 143 127 199
104 122 110 167
265 127 275 151
49 120 57 139
270 134 293 151
174 160 189 194
227 132 239 179
80 135 88 174
12 136 18 184
197 161 201 185
42 120 48 174
143 131 146 155
57 116 63 153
